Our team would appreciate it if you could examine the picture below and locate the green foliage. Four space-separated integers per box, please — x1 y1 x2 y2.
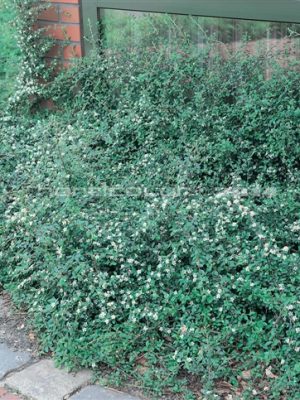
1 31 300 400
6 0 54 114
0 0 52 112
0 0 20 107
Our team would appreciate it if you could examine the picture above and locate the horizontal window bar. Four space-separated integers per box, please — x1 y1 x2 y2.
96 0 300 23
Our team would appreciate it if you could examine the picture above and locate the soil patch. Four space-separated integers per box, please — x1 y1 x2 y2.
0 291 39 358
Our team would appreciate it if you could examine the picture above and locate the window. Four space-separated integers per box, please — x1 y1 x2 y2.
81 0 300 54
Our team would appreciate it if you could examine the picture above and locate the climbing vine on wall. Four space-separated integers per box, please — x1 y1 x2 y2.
10 0 53 112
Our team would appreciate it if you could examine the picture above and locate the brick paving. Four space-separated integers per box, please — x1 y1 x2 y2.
70 386 140 400
0 293 141 400
1 355 141 400
0 343 141 400
0 343 31 380
0 387 23 400
5 360 92 400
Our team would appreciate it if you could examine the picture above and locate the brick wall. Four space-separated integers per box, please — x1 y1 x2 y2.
38 0 83 67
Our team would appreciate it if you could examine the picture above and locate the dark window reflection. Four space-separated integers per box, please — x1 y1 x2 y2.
99 9 300 55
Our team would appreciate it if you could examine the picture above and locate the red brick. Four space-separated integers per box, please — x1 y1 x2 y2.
63 44 82 59
46 43 62 58
38 0 83 70
43 24 81 42
2 394 23 400
39 5 59 22
51 0 80 4
63 60 74 68
60 6 80 23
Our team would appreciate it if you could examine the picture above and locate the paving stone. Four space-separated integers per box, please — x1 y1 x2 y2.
2 393 23 400
5 359 92 400
70 386 140 400
0 387 23 400
0 343 31 380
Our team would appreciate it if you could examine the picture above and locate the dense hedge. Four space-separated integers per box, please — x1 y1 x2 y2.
1 45 300 399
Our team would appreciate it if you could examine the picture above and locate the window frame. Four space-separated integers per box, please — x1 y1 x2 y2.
81 0 300 54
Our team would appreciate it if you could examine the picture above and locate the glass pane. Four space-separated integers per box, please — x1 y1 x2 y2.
99 9 300 56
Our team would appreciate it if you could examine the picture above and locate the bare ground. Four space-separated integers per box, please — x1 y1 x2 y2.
0 290 39 358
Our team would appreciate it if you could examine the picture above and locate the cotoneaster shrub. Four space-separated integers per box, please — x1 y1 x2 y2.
1 44 300 399
4 0 54 114
0 0 20 107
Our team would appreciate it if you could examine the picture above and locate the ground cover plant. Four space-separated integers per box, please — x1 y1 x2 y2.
0 4 300 399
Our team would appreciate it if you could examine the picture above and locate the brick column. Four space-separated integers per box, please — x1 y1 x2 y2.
38 0 83 67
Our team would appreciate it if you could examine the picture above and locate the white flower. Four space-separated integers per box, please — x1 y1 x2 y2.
56 246 63 258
